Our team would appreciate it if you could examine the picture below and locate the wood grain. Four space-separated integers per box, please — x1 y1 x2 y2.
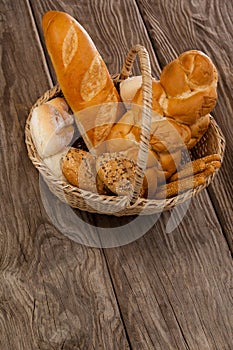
0 0 130 348
30 0 233 348
136 0 233 251
0 0 232 349
101 193 233 349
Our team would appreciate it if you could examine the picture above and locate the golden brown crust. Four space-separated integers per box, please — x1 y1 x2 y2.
96 152 158 197
42 11 121 148
61 147 107 194
169 158 206 182
186 114 210 149
132 81 165 117
96 152 136 196
155 154 221 199
155 149 182 181
155 173 206 199
160 50 218 124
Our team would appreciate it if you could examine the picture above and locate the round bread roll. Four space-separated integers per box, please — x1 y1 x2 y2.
46 96 70 113
30 98 74 158
96 151 158 198
61 147 107 194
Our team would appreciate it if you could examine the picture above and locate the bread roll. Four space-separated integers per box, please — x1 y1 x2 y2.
42 11 121 149
119 76 143 107
43 147 70 178
155 149 182 182
160 50 218 125
30 98 74 158
131 82 191 150
96 151 157 198
119 51 217 152
132 80 165 118
46 96 70 113
61 148 107 194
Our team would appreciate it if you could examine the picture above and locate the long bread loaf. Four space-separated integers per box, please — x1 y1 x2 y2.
42 11 121 150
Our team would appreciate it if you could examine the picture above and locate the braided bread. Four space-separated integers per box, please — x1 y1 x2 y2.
120 50 218 138
110 50 218 184
160 50 218 125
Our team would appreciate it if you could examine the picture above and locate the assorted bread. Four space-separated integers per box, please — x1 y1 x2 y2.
29 10 220 200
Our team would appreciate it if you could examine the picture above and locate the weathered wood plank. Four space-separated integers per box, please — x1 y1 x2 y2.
30 0 233 349
101 193 233 349
29 0 162 79
136 0 233 250
0 0 130 348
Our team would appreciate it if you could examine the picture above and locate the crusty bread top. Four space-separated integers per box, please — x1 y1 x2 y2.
42 11 121 148
160 50 218 97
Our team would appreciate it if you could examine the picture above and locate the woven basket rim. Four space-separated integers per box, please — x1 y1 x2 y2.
25 86 226 215
24 44 226 216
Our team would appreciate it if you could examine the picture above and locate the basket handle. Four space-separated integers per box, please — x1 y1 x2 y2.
119 45 153 205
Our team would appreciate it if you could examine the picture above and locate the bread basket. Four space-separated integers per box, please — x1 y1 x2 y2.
25 45 225 216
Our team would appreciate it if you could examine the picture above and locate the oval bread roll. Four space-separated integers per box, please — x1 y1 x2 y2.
30 97 74 158
96 151 158 198
61 148 107 194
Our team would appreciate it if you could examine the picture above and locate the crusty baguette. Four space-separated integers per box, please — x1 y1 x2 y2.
42 11 121 150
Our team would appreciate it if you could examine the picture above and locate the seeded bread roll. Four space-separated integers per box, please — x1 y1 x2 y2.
96 153 136 197
96 152 158 198
61 148 107 194
42 11 121 150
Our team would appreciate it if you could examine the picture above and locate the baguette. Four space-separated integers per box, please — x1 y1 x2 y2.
42 11 121 150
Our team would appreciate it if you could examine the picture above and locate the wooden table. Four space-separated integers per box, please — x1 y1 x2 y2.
1 1 233 349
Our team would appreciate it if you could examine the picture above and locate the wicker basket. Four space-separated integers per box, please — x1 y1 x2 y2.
25 45 225 216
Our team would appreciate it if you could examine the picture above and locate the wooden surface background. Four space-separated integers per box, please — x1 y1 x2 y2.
0 0 232 349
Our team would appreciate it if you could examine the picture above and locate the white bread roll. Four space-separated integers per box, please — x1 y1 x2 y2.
30 98 74 158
